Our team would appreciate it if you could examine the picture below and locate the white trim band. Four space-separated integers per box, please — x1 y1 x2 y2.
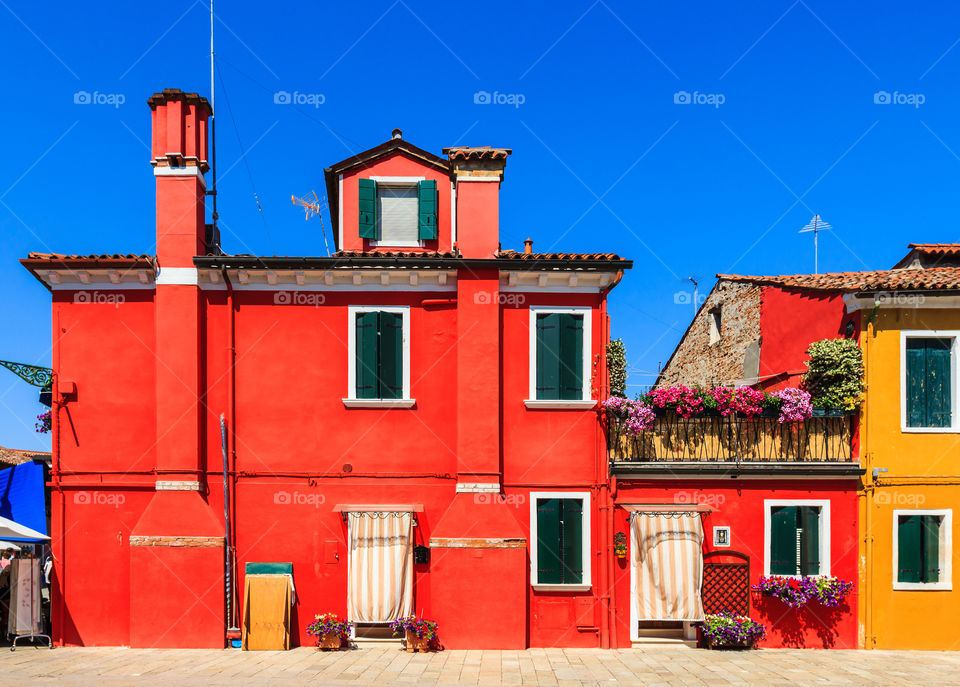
156 267 199 286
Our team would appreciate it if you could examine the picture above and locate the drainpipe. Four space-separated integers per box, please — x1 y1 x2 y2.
597 290 612 649
223 266 240 632
861 312 873 650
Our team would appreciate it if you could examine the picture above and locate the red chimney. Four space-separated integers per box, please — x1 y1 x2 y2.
148 89 211 268
443 146 511 258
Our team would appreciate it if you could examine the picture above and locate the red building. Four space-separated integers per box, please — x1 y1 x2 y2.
21 89 633 649
625 273 862 648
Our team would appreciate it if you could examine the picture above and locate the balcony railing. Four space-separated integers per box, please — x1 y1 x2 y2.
607 413 854 463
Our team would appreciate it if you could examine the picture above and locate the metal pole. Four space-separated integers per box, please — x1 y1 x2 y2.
220 414 231 638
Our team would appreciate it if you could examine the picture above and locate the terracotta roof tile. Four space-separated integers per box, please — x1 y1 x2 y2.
0 446 50 468
334 250 458 259
442 146 512 161
23 252 155 267
497 250 626 262
718 267 960 292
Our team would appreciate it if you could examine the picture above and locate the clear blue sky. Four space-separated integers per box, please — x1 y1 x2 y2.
2 1 959 450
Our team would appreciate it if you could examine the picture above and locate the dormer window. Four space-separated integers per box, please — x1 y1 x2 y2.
358 178 437 247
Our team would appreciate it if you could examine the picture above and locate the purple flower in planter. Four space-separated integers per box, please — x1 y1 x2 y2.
699 612 766 646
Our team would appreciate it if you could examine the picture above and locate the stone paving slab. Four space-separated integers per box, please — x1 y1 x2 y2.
1 645 958 686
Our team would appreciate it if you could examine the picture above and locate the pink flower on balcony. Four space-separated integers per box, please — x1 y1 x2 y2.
775 387 813 423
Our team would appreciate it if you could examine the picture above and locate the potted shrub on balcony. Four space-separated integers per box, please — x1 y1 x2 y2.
699 612 766 649
390 615 439 652
306 613 353 650
802 338 864 414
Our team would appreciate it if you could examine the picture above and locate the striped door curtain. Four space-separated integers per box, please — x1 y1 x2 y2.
632 513 705 621
347 512 414 623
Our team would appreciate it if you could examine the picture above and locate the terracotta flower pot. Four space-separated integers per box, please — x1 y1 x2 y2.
318 632 342 650
405 630 431 653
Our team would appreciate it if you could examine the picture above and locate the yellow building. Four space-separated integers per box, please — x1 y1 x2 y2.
852 244 960 650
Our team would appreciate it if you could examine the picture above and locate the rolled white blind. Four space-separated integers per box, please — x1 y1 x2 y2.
377 186 419 244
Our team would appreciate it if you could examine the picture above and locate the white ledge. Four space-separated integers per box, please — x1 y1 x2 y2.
342 398 416 409
532 584 592 592
523 400 597 410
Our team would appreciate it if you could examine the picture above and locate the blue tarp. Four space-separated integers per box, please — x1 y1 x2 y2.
0 461 46 541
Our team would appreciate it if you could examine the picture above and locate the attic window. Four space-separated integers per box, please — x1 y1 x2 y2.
709 307 722 345
358 178 438 247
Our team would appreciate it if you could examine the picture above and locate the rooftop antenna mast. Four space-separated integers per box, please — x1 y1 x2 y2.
291 191 332 256
799 214 832 274
208 0 219 245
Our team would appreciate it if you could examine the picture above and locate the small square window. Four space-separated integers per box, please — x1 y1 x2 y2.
713 526 730 547
377 185 419 246
708 307 721 345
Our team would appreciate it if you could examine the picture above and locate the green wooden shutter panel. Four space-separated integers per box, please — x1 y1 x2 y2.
922 515 941 583
906 338 953 428
355 312 379 399
358 178 379 239
799 506 821 576
769 506 798 575
537 499 562 584
378 312 404 399
417 180 438 240
536 314 561 400
926 341 952 428
560 499 584 584
558 314 584 400
897 515 922 583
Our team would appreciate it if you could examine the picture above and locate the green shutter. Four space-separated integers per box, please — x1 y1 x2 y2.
378 311 404 399
927 341 952 428
906 338 953 428
537 499 562 584
770 506 798 575
897 515 923 583
536 314 561 400
558 314 584 401
560 499 584 584
358 178 379 239
799 507 821 576
417 180 438 241
922 515 941 583
355 311 379 399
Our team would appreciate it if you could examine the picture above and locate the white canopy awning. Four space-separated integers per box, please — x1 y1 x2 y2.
0 540 22 551
0 515 48 541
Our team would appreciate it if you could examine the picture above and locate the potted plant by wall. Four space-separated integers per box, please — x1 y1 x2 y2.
390 615 439 652
802 338 865 414
306 613 353 650
698 612 766 650
613 531 628 560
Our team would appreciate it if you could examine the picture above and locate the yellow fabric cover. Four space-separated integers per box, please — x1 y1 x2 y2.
242 575 291 650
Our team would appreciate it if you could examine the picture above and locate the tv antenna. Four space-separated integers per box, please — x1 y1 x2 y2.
799 214 832 273
291 191 331 256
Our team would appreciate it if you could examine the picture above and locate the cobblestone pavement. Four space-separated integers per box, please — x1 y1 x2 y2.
2 645 958 686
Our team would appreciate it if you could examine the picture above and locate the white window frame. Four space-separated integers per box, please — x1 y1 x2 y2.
343 305 414 408
763 499 831 577
892 508 953 591
713 526 731 548
900 331 960 433
529 491 591 591
368 176 425 248
525 306 595 409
